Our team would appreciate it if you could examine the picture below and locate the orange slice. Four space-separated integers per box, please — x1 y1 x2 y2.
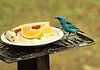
41 25 55 36
40 22 50 28
21 26 44 39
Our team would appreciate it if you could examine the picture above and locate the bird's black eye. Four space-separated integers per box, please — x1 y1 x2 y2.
57 17 61 20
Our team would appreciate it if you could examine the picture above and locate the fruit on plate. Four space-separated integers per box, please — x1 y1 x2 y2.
14 28 21 33
21 26 44 39
31 22 55 36
31 25 41 30
4 21 55 41
4 30 19 42
40 22 49 28
31 22 49 29
41 24 55 35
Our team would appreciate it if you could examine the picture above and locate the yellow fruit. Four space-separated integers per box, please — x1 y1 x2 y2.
41 25 55 36
21 26 44 39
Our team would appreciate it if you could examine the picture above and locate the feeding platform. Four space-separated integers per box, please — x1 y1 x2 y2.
0 27 95 70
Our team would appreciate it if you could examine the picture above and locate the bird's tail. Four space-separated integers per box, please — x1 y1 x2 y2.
80 31 84 33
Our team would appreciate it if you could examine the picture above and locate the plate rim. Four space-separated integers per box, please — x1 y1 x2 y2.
1 27 64 46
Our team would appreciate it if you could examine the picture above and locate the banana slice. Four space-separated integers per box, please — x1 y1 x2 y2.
4 30 19 42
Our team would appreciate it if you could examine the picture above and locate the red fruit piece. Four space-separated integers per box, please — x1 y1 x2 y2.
14 28 21 33
31 25 41 30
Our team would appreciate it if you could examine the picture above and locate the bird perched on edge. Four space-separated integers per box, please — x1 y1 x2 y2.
55 16 84 40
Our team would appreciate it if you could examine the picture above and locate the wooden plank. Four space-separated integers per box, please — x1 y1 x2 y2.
0 28 95 63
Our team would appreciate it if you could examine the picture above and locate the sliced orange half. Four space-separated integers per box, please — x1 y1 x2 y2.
21 26 44 39
41 25 55 36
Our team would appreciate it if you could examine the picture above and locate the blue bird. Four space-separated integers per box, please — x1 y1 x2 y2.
55 16 84 40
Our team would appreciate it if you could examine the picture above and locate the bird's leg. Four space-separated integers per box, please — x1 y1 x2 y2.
74 33 79 46
65 32 71 40
74 33 77 41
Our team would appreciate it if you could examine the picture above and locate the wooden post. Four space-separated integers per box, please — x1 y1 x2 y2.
18 58 36 70
37 55 50 70
17 55 50 70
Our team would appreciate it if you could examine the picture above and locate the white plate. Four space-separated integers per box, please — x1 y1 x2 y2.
1 27 64 46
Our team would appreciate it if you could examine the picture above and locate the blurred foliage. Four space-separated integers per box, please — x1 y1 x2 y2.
0 0 100 70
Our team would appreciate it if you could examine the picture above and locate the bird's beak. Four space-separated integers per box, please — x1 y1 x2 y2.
54 17 58 19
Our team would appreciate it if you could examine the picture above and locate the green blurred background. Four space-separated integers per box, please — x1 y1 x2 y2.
0 0 100 70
